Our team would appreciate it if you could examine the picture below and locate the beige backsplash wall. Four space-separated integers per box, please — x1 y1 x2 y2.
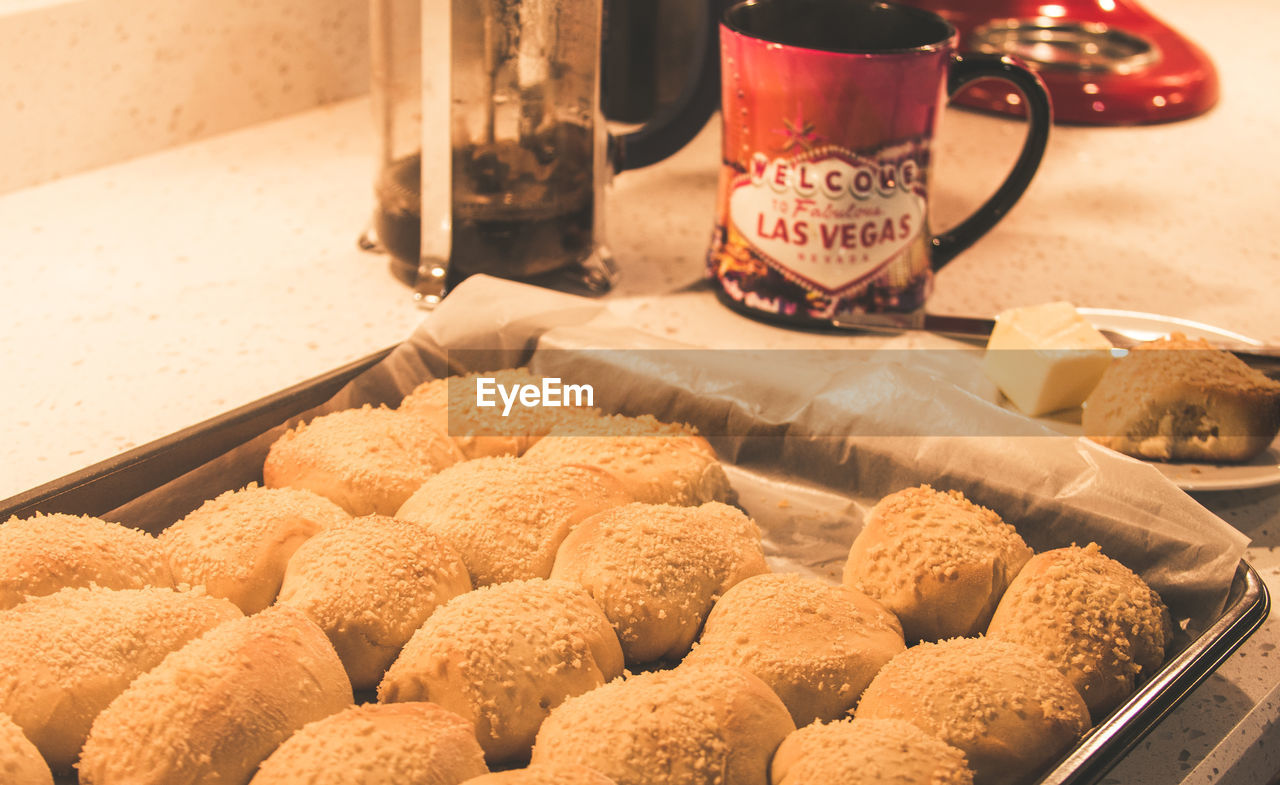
0 0 371 194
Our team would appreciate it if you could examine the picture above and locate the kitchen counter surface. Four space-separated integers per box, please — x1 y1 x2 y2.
2 0 1278 781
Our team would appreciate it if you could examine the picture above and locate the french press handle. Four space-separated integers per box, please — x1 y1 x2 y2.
608 0 725 172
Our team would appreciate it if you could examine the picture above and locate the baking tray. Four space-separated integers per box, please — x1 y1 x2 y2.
0 346 1269 785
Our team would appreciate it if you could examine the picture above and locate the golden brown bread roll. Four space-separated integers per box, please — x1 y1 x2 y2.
0 513 171 610
522 414 732 506
1083 333 1280 462
264 404 465 515
276 514 472 690
0 712 53 785
400 369 600 459
684 573 905 726
530 663 795 785
159 484 351 614
855 637 1090 785
550 501 769 664
78 605 353 785
771 718 973 785
987 543 1173 718
249 702 489 785
379 578 624 764
842 485 1032 642
0 586 240 773
460 763 617 785
395 457 632 586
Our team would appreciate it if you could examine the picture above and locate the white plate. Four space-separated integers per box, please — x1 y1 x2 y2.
1008 309 1280 492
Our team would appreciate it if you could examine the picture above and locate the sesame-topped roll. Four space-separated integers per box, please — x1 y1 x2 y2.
0 587 240 773
0 712 51 785
855 637 1090 785
378 578 624 765
264 404 465 516
277 514 472 690
78 606 352 785
250 702 489 785
522 414 733 506
531 663 794 785
842 485 1032 642
684 572 905 726
550 502 769 664
0 513 171 610
396 457 632 587
771 718 973 785
987 543 1173 718
159 484 351 614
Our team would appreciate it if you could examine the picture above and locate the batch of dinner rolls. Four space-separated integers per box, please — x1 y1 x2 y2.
0 367 1177 785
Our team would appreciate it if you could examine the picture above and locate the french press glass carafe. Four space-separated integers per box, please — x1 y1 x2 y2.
367 0 721 304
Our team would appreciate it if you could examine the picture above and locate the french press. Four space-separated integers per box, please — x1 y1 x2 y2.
367 0 721 304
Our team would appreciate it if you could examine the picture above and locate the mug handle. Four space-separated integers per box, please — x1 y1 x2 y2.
609 0 723 172
930 54 1052 269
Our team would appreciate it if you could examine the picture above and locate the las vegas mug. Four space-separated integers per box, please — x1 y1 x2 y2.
707 0 1051 323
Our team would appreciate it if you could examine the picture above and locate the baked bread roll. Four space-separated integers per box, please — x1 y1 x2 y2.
1083 333 1280 462
249 702 489 785
395 457 632 586
522 414 732 506
684 573 905 726
460 763 616 785
264 404 465 515
842 485 1032 642
531 663 794 785
159 484 351 614
379 578 624 764
550 501 769 664
771 718 973 785
0 513 171 609
855 637 1090 785
987 543 1173 718
0 712 53 785
0 586 240 773
78 605 353 785
400 369 600 459
276 514 472 690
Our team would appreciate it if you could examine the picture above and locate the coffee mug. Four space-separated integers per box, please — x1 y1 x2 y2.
707 0 1051 324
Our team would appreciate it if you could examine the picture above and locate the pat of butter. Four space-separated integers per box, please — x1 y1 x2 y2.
982 302 1114 416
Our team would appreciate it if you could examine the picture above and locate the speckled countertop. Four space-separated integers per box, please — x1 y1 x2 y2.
2 0 1278 781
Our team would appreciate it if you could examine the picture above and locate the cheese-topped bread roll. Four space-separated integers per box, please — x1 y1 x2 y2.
400 369 600 459
276 514 472 690
0 586 240 772
0 712 53 785
987 543 1173 717
522 414 732 506
1083 333 1280 462
684 573 905 726
264 404 465 516
550 502 768 664
250 702 489 785
531 663 794 785
461 763 617 785
771 718 973 785
395 457 632 586
855 637 1090 785
159 484 351 614
379 578 623 764
78 605 353 785
842 485 1032 642
0 513 171 610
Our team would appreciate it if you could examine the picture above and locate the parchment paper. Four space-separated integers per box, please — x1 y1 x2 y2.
108 274 1250 638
